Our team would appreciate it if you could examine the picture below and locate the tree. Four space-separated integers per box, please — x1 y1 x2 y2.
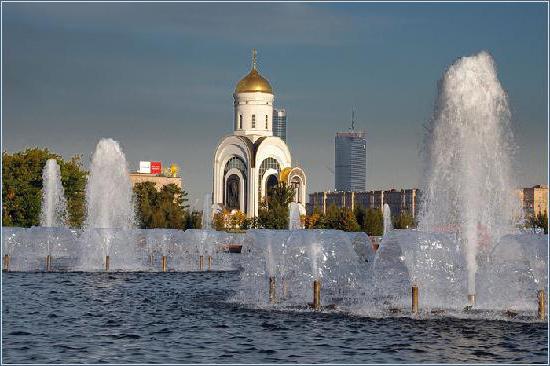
354 206 367 229
133 182 189 229
528 210 548 234
363 208 384 236
257 182 295 229
2 148 87 227
393 210 415 229
185 210 203 229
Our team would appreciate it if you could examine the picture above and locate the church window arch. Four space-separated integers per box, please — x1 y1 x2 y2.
224 156 247 176
223 156 247 212
258 157 281 200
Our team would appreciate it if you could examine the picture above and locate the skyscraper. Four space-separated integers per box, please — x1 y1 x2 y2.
335 130 367 191
273 108 287 142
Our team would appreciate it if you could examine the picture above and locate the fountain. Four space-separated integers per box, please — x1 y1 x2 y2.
383 203 392 235
418 51 522 304
363 51 547 318
288 202 302 230
40 159 67 228
78 138 137 271
202 193 212 230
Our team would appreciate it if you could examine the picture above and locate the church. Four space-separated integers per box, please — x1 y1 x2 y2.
213 50 307 218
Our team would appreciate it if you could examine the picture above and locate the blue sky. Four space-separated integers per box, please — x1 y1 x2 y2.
2 2 547 207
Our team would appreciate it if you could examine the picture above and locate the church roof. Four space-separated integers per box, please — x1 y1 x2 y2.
234 49 273 94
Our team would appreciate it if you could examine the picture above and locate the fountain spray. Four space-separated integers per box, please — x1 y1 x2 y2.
40 159 67 228
419 51 520 306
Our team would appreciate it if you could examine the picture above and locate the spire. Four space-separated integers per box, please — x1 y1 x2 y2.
351 108 356 130
252 48 257 70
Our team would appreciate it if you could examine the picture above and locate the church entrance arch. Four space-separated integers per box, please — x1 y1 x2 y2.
225 174 241 210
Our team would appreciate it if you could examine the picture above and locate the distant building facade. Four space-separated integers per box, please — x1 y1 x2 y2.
308 188 419 218
273 109 287 143
335 131 367 191
518 185 548 217
129 172 182 191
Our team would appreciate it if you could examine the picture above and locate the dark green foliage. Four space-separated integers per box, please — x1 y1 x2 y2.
528 210 548 234
133 182 189 229
304 205 360 231
362 208 384 236
2 148 87 227
185 210 203 230
393 210 415 229
257 182 295 229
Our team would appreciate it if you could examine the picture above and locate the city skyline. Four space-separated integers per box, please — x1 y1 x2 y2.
3 2 547 207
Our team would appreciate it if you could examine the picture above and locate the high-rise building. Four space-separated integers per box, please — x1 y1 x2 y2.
273 109 287 142
335 130 367 191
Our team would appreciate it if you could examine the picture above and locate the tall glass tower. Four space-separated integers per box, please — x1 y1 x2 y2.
273 109 287 142
335 131 367 191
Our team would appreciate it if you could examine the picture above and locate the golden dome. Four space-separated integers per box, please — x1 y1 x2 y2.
234 49 273 94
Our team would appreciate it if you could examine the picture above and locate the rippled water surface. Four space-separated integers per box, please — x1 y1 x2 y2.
2 272 548 363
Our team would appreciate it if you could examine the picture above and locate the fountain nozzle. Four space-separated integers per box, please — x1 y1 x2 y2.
468 294 476 307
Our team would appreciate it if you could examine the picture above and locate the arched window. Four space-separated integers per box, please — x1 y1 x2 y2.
224 156 247 176
239 115 243 129
251 114 256 128
291 176 302 203
258 157 281 200
224 156 247 212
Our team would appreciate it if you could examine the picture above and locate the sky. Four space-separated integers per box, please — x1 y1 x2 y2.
2 2 548 208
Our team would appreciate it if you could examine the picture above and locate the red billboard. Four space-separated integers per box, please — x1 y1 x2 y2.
150 161 162 175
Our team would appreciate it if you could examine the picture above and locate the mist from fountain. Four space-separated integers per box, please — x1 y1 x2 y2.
418 51 521 297
77 139 136 270
202 193 212 230
84 138 135 230
383 204 392 235
288 202 302 230
40 159 67 228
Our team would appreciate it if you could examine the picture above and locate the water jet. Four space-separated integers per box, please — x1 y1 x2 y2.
269 276 276 304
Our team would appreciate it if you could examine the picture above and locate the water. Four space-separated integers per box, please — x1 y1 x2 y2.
288 202 301 230
419 51 521 297
78 139 135 269
383 203 392 235
202 193 212 230
84 138 135 230
40 159 67 228
2 271 547 363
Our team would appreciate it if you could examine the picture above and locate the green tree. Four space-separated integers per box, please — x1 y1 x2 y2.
133 181 158 228
354 206 367 229
528 210 548 234
363 208 384 236
185 210 203 229
257 182 295 229
132 182 189 229
2 148 87 227
316 205 359 231
393 210 415 229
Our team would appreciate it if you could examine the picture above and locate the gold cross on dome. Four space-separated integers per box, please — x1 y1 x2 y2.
252 48 257 69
